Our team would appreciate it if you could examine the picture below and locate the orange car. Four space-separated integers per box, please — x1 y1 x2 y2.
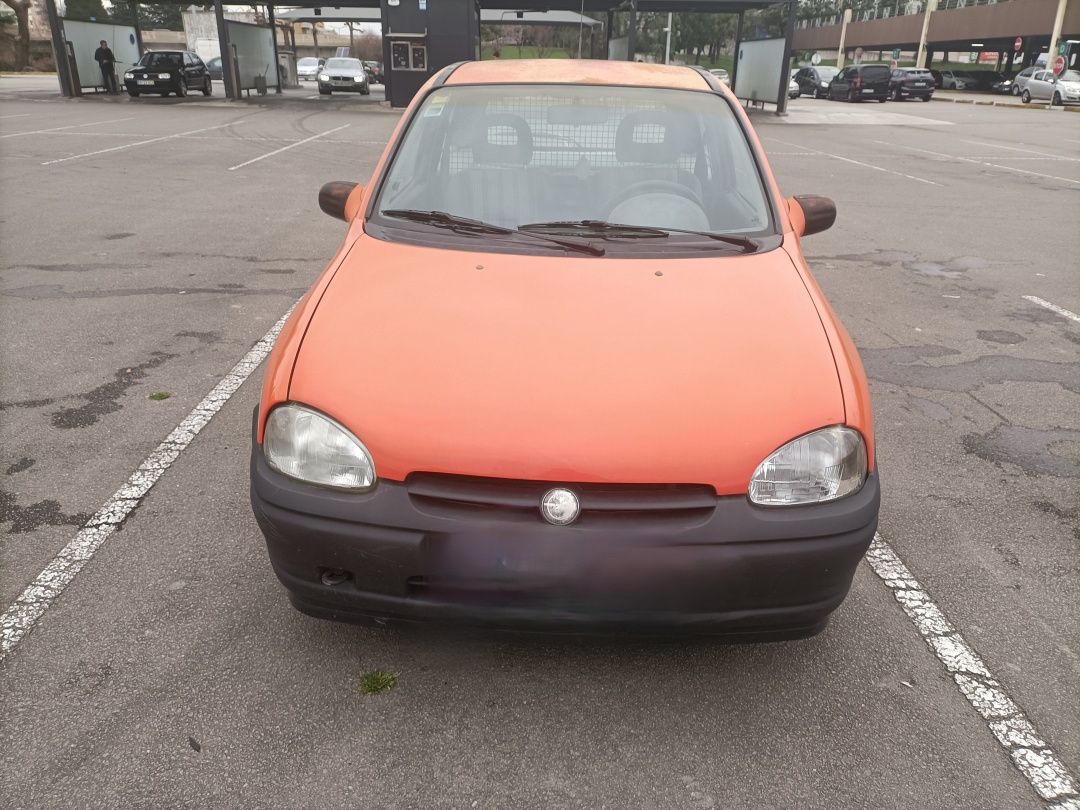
250 60 879 638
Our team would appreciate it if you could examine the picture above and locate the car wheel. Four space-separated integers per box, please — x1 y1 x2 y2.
176 78 187 98
921 95 931 101
1012 84 1021 96
1052 92 1062 106
127 90 139 98
1021 89 1031 104
202 77 212 96
878 97 886 103
319 87 331 96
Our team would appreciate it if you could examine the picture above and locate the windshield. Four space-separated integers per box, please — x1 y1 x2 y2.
1060 70 1080 82
139 52 182 68
325 58 361 70
374 85 772 241
298 57 320 67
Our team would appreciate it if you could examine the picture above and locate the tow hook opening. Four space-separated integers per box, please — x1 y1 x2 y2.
319 567 352 587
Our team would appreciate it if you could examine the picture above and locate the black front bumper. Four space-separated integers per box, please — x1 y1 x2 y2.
250 441 880 637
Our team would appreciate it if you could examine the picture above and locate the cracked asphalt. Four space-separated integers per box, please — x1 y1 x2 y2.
1 81 1078 808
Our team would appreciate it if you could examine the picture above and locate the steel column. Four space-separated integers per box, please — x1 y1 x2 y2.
267 4 282 93
213 0 238 99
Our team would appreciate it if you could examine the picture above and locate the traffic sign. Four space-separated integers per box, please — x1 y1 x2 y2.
1052 55 1066 75
1014 37 1023 52
811 52 822 65
1060 42 1068 55
892 48 901 59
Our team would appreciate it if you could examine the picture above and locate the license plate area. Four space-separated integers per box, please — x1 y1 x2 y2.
137 80 155 85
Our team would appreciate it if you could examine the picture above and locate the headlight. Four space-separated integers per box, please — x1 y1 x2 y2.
157 72 171 80
319 73 329 82
124 72 134 79
263 404 376 490
353 75 363 82
820 81 828 88
749 426 866 506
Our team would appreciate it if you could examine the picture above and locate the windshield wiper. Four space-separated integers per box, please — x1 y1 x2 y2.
520 220 759 253
381 210 605 257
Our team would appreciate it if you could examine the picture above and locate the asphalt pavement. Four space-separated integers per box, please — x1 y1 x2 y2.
1 78 1078 809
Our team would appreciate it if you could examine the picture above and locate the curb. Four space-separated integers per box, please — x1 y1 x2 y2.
930 95 1080 112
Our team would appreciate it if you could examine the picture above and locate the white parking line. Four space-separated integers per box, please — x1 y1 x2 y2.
766 136 940 185
878 141 1080 186
1023 295 1080 325
0 305 294 661
227 123 350 171
0 113 32 120
867 534 1080 804
40 121 246 165
961 139 1080 162
1 116 134 139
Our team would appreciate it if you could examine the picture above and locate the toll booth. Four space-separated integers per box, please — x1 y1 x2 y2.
381 0 478 108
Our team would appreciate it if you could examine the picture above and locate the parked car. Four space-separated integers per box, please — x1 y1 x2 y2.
205 56 222 81
788 72 800 98
888 67 934 101
828 63 890 102
123 50 211 97
991 75 1015 94
937 70 971 90
362 60 384 83
1010 66 1037 96
794 66 839 98
709 67 730 86
318 57 370 95
250 60 880 638
1022 68 1080 105
960 71 998 91
297 56 324 82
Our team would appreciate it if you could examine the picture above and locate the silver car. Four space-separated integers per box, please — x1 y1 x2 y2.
297 56 324 82
318 57 370 96
1022 68 1080 105
709 68 730 86
1010 66 1036 96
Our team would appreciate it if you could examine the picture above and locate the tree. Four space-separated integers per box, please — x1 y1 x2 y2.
1 0 29 69
137 3 184 31
63 0 110 23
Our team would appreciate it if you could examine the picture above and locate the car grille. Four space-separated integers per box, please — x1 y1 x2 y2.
405 473 717 526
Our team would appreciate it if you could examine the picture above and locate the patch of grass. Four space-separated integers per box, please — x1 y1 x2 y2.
148 391 172 401
359 670 396 695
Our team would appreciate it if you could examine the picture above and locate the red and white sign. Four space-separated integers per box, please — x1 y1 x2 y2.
1014 37 1023 52
1052 55 1066 75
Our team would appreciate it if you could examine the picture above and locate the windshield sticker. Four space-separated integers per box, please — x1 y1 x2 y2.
424 94 447 117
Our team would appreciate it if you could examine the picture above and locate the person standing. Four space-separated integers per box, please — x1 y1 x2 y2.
94 40 118 94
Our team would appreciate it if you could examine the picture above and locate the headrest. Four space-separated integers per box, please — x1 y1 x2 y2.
471 113 533 166
615 111 696 164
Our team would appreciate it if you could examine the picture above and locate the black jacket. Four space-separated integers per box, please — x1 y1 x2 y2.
94 46 115 66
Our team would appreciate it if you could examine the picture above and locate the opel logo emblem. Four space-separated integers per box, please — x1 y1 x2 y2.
540 487 580 526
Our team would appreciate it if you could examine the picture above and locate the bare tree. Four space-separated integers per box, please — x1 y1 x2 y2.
2 0 31 70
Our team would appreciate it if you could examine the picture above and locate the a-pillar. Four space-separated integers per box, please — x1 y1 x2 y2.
915 0 937 68
213 0 238 99
836 8 852 69
42 0 76 96
267 3 281 93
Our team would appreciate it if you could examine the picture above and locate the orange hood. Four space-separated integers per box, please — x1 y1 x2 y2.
288 235 844 494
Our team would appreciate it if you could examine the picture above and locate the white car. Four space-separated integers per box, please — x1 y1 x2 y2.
938 70 970 90
709 68 730 86
1022 69 1080 105
296 57 324 81
1010 66 1036 95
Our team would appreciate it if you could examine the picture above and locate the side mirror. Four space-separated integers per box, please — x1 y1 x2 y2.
788 194 836 237
319 181 362 221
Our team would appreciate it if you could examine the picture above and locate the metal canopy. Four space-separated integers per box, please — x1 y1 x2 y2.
270 0 778 11
276 6 602 26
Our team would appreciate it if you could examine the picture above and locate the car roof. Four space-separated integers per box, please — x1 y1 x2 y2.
444 59 711 91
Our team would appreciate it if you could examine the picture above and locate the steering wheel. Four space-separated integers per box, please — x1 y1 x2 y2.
603 180 704 219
